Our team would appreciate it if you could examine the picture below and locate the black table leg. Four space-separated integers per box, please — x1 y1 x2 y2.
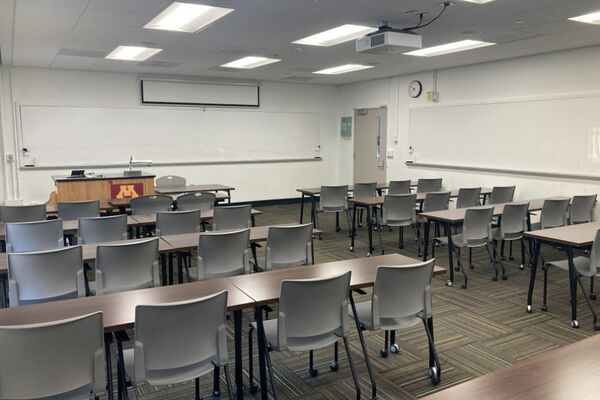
177 252 183 284
256 306 269 400
566 246 579 328
168 253 174 285
233 310 244 400
311 195 317 228
104 333 114 400
526 239 540 313
367 207 373 256
299 193 305 223
445 222 455 287
422 221 430 261
251 243 259 272
350 204 357 252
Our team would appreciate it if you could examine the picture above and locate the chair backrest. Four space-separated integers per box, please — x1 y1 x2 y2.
196 229 250 280
95 238 160 295
382 194 417 225
456 187 482 209
277 271 351 349
78 215 128 244
463 206 494 246
130 195 173 215
132 292 227 384
57 200 100 220
176 192 216 212
587 229 600 276
212 204 252 231
388 180 412 195
155 175 186 188
0 204 46 223
353 182 377 199
319 185 348 211
489 186 516 204
541 198 570 229
8 246 85 306
371 259 435 330
5 219 64 253
422 192 451 212
500 202 530 239
266 224 313 270
570 194 597 224
0 312 104 399
156 210 201 236
416 178 442 193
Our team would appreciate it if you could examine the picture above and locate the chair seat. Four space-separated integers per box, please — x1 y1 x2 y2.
188 266 245 280
123 348 216 387
250 319 340 352
317 206 347 213
546 256 597 277
88 280 154 295
380 218 414 228
491 227 523 241
450 233 489 248
348 301 423 331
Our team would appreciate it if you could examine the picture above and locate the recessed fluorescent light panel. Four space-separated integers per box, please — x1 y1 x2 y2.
105 46 162 61
569 11 600 25
404 40 495 57
460 0 494 3
144 2 233 32
221 56 281 69
293 24 377 47
313 64 374 75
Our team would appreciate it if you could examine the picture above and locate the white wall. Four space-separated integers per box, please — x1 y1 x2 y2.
0 66 341 203
338 45 600 216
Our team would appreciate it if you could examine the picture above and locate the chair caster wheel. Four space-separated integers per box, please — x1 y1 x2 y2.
526 305 532 313
461 283 467 289
594 324 600 331
469 264 474 270
309 368 319 377
249 384 258 394
571 320 579 329
509 256 514 261
541 305 548 312
329 362 339 372
349 246 354 252
446 280 453 287
454 267 460 272
520 264 525 270
591 293 597 300
318 236 322 240
501 275 508 280
390 344 399 353
358 224 362 228
213 390 221 396
380 349 388 358
336 227 341 232
492 276 498 281
428 367 440 385
366 252 372 257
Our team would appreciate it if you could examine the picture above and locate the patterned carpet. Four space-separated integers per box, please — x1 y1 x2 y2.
114 203 596 399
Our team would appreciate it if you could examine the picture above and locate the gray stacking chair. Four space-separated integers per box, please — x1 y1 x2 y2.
130 194 173 215
248 272 360 399
570 194 597 224
0 312 105 399
120 292 233 400
8 246 85 306
93 238 160 295
155 175 186 189
375 194 418 250
531 197 570 230
176 192 216 212
488 186 516 204
57 200 100 220
544 229 600 330
353 182 377 228
492 202 531 270
416 192 451 255
189 228 250 281
449 206 504 288
156 210 201 236
388 180 412 195
0 203 46 223
416 178 442 193
5 219 64 253
263 223 314 271
456 187 482 209
78 215 128 244
348 259 441 385
316 185 351 233
213 204 252 231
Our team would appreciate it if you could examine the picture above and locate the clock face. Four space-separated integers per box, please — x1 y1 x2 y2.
408 80 423 98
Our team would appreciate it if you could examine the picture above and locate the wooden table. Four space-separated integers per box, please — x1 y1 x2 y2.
419 198 550 288
228 253 446 400
524 221 600 329
423 334 600 400
52 173 155 203
155 184 235 203
129 208 263 227
110 192 229 212
349 189 493 258
0 278 253 400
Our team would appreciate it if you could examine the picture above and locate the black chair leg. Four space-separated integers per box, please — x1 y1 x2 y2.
342 336 361 400
309 350 318 377
542 265 549 311
591 276 597 300
329 342 339 371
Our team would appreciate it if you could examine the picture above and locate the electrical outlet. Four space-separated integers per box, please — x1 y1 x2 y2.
5 154 14 163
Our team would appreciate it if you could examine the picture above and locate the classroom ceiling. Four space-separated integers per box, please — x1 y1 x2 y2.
1 0 599 85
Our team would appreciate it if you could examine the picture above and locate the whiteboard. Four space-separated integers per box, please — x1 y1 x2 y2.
19 105 321 167
408 94 600 175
